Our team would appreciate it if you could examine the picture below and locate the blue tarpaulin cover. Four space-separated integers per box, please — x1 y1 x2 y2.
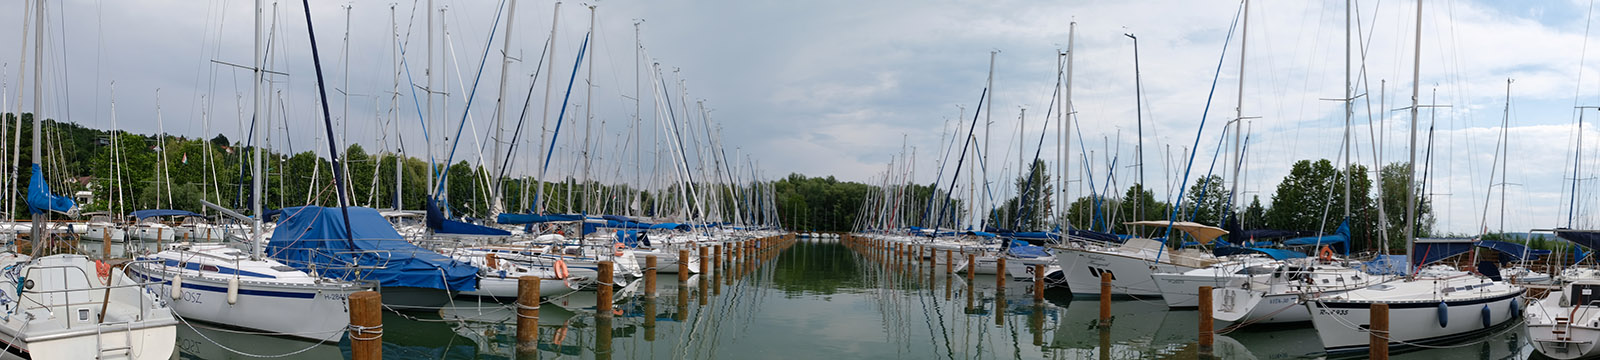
1557 229 1600 251
1006 240 1051 258
1360 254 1409 275
130 209 201 220
616 230 639 247
496 213 584 224
1066 227 1122 244
26 164 75 215
268 206 477 291
1475 240 1551 262
424 200 510 236
650 223 691 231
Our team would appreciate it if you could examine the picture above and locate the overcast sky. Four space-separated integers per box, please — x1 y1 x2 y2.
6 0 1600 234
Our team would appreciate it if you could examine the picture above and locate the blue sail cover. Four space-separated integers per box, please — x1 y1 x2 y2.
423 199 509 236
130 209 202 220
268 206 477 291
497 213 584 224
649 223 691 231
1281 219 1352 255
1412 238 1476 268
1212 246 1307 260
1475 240 1550 262
1008 232 1061 241
26 164 75 214
1066 227 1122 244
616 230 640 247
1556 229 1600 251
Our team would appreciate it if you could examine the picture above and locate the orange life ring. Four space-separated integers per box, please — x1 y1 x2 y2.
95 260 111 284
613 242 625 256
1318 246 1334 262
552 326 569 344
553 260 571 279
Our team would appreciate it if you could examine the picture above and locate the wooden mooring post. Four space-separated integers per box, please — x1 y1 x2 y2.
677 249 690 283
645 256 658 296
1098 275 1112 327
945 249 953 273
1198 286 1213 357
349 291 382 360
516 277 540 354
965 253 976 282
699 246 710 274
996 257 1007 288
597 261 615 316
1033 264 1045 301
1371 303 1390 359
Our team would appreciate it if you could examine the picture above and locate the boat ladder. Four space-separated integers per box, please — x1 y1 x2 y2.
94 320 134 359
1555 317 1573 343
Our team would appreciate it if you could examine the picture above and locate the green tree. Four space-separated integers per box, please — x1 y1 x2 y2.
1181 175 1230 226
1379 162 1433 250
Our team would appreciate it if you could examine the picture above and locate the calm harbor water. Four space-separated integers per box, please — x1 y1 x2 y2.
79 238 1537 359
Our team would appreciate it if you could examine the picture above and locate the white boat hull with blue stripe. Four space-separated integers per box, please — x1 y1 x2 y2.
127 243 371 341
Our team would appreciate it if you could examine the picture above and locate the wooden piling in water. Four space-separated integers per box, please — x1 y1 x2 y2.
699 246 710 274
645 256 658 296
516 276 540 353
596 314 614 360
349 291 382 360
643 294 657 342
101 231 111 259
1371 303 1389 359
1098 275 1111 327
1198 286 1213 356
598 261 615 317
996 257 1007 288
1034 264 1045 301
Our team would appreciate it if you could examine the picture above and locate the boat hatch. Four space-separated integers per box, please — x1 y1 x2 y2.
1367 284 1394 291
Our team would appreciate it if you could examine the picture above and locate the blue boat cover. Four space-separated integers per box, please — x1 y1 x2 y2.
1412 238 1476 269
1359 254 1409 276
601 215 635 222
131 209 202 220
268 206 477 291
1281 219 1351 255
650 223 691 231
1475 240 1550 262
965 231 997 238
1007 241 1052 258
26 164 75 215
1211 246 1307 260
496 213 584 224
1066 228 1123 243
1008 232 1061 241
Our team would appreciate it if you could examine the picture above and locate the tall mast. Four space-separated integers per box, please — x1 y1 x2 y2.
983 51 995 228
582 5 595 212
534 2 561 214
1062 22 1074 228
392 5 402 210
1125 31 1142 220
490 0 518 216
28 0 44 254
634 20 642 218
425 0 436 198
251 0 265 258
1231 0 1248 219
341 5 353 205
1406 0 1423 276
1342 0 1353 221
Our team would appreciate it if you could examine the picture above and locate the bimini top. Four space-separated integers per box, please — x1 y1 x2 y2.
268 206 477 292
1123 220 1229 243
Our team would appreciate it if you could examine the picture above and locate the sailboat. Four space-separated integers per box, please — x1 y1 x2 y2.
123 2 374 340
1301 1 1523 353
0 1 177 358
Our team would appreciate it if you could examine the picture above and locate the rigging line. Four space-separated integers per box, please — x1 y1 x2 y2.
299 0 355 240
536 33 592 193
495 36 553 197
937 88 987 229
430 0 510 199
1161 1 1244 259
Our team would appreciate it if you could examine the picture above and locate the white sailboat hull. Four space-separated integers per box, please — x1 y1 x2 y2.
1305 285 1523 354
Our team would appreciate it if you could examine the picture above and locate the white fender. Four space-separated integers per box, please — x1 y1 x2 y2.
171 274 183 300
227 277 240 305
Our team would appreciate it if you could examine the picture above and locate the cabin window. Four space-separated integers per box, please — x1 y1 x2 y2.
201 265 219 273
